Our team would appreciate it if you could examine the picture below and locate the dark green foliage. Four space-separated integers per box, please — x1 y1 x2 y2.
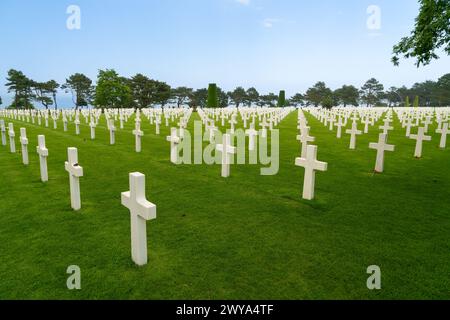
207 83 218 108
277 90 286 107
393 0 450 66
62 73 94 109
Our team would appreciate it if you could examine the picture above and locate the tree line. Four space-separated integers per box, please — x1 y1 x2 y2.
2 68 450 110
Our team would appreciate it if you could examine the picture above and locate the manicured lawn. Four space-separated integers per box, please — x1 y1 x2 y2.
0 110 449 299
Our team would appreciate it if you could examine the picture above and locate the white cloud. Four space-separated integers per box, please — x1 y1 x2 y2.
236 0 250 5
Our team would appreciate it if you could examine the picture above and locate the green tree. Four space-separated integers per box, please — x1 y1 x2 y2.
413 95 419 108
171 87 193 108
32 80 59 110
244 87 259 107
405 96 410 108
94 69 133 108
189 88 208 109
305 82 332 107
207 84 218 108
393 0 450 67
62 73 93 109
289 93 305 107
277 90 286 107
436 73 450 106
385 87 402 107
334 85 359 107
360 78 384 107
228 87 247 108
217 87 229 108
5 69 35 109
260 93 278 107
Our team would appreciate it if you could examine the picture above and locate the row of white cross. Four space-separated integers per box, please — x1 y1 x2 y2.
1 127 154 266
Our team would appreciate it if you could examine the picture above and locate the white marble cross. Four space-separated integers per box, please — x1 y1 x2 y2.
19 128 29 165
90 120 96 140
166 128 180 164
155 118 161 135
64 147 84 211
8 123 16 153
410 127 431 158
379 119 394 136
74 115 80 135
63 117 68 132
216 134 236 178
404 118 413 137
336 117 344 138
121 172 156 266
362 117 371 134
295 145 328 200
36 135 49 182
369 133 395 173
229 116 237 134
133 122 144 153
345 122 362 150
297 127 315 158
109 119 116 145
245 123 258 151
0 120 6 146
436 122 449 149
423 116 432 133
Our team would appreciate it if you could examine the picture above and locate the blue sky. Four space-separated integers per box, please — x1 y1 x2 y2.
0 0 449 105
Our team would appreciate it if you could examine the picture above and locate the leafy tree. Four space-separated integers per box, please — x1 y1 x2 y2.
207 84 218 108
322 96 335 109
62 73 93 109
385 87 402 107
128 74 172 108
260 93 278 107
436 73 450 106
405 96 410 108
32 80 59 109
305 82 332 107
5 69 35 109
228 87 247 108
171 87 193 108
94 69 133 108
217 87 229 108
413 95 419 108
152 81 171 107
289 93 305 107
189 88 208 109
360 78 384 107
277 90 286 107
334 85 359 107
393 0 450 67
244 87 259 107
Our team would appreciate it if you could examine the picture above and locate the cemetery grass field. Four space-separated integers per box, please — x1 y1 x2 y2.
0 111 449 300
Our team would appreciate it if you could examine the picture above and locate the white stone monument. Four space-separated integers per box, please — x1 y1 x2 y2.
345 122 362 150
121 172 157 266
410 127 431 158
19 128 29 165
8 123 16 153
36 135 49 182
369 133 395 173
64 147 84 211
216 134 236 178
295 145 328 200
166 128 180 164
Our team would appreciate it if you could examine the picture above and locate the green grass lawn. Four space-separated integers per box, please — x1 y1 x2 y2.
0 110 449 299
